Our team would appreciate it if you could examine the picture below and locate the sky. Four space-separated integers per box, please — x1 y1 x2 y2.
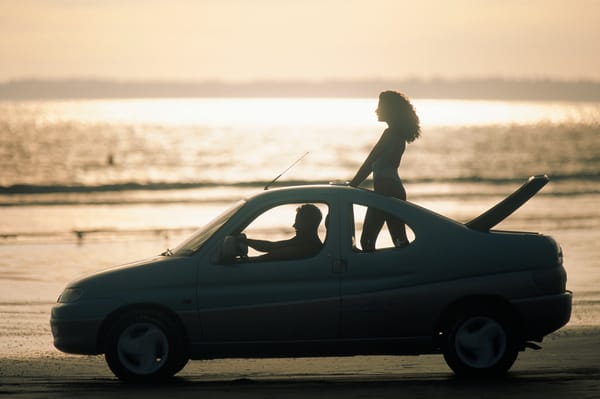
1 0 599 82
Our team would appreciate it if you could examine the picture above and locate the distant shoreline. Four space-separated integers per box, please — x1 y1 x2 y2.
2 78 600 101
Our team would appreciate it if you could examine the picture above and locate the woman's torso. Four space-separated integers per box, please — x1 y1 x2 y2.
372 128 405 182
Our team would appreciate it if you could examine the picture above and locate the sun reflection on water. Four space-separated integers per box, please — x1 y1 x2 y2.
416 99 599 126
18 98 600 128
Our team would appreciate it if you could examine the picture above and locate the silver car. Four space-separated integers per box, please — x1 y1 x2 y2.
51 175 571 382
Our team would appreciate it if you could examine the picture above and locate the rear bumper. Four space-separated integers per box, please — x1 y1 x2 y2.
511 291 572 340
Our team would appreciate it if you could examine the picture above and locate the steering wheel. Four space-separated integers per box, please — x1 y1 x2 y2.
236 234 249 259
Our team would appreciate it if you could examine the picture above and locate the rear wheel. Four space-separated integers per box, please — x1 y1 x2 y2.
443 310 519 377
104 311 188 382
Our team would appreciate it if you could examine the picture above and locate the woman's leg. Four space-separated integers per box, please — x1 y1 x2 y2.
360 207 385 251
387 215 408 246
361 178 404 251
377 179 409 246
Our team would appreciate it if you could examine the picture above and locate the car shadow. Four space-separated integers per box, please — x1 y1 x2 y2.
11 368 598 398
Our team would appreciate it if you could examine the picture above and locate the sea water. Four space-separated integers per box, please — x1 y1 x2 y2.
0 98 599 356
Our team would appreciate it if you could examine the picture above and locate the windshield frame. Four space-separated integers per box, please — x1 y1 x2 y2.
171 200 246 256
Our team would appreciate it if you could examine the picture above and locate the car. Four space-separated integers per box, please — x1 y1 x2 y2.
50 175 571 382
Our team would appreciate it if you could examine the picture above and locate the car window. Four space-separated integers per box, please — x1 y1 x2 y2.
172 200 246 256
352 204 415 252
241 202 329 260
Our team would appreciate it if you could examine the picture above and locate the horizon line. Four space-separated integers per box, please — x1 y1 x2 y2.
2 77 600 101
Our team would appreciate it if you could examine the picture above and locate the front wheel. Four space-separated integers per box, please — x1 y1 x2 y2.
104 311 188 382
442 311 519 377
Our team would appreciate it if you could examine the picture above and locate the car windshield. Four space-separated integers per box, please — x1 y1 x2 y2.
171 200 246 256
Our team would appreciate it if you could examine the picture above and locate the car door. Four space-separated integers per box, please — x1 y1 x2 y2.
196 198 341 342
339 197 426 340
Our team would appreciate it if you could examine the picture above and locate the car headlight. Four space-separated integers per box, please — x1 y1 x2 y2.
58 288 83 303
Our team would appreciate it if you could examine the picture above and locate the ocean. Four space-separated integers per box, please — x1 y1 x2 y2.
0 97 599 357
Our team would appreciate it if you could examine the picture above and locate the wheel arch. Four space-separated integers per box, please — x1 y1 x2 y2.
96 303 190 354
434 295 525 347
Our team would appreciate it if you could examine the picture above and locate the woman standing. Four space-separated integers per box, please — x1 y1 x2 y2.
349 91 421 251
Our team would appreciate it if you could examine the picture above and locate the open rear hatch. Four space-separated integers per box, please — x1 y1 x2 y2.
466 175 549 231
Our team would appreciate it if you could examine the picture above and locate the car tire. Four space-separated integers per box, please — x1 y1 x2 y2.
442 309 519 377
104 311 188 382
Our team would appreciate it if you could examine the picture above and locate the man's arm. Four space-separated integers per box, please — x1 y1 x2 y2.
245 237 293 253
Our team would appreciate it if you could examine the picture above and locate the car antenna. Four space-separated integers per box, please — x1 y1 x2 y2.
264 152 309 190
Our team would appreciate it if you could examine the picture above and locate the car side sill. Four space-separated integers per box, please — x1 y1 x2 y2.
189 336 437 360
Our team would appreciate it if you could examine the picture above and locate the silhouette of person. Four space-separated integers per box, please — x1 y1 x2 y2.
242 204 323 261
349 91 421 251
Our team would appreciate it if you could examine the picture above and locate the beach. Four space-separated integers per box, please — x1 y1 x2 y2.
1 212 599 397
0 98 599 396
1 327 599 398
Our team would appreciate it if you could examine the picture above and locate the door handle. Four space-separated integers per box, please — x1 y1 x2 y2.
332 258 347 274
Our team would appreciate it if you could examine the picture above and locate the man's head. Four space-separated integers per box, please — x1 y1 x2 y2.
293 204 322 234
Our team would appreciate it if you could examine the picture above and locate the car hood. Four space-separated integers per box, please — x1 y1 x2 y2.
466 175 549 231
65 255 193 297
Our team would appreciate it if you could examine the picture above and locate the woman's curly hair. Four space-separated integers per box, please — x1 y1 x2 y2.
379 91 421 143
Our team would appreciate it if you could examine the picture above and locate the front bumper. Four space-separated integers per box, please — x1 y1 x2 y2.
50 299 120 355
50 317 103 355
511 291 572 340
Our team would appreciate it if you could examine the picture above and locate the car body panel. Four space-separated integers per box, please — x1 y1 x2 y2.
195 255 341 342
193 189 342 342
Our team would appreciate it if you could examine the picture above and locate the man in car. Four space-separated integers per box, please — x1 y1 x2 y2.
242 204 323 261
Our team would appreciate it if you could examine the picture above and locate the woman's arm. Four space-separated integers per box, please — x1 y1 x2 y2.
349 131 390 187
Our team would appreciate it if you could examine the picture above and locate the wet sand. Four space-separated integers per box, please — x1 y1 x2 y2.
1 326 599 398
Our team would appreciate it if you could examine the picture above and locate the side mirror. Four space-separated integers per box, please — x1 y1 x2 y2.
219 234 248 264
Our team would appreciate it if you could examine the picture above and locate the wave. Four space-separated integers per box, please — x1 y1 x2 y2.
0 226 197 246
0 181 258 195
0 225 195 242
1 172 599 196
410 173 600 185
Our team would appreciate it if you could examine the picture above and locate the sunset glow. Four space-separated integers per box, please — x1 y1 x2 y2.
1 0 599 82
